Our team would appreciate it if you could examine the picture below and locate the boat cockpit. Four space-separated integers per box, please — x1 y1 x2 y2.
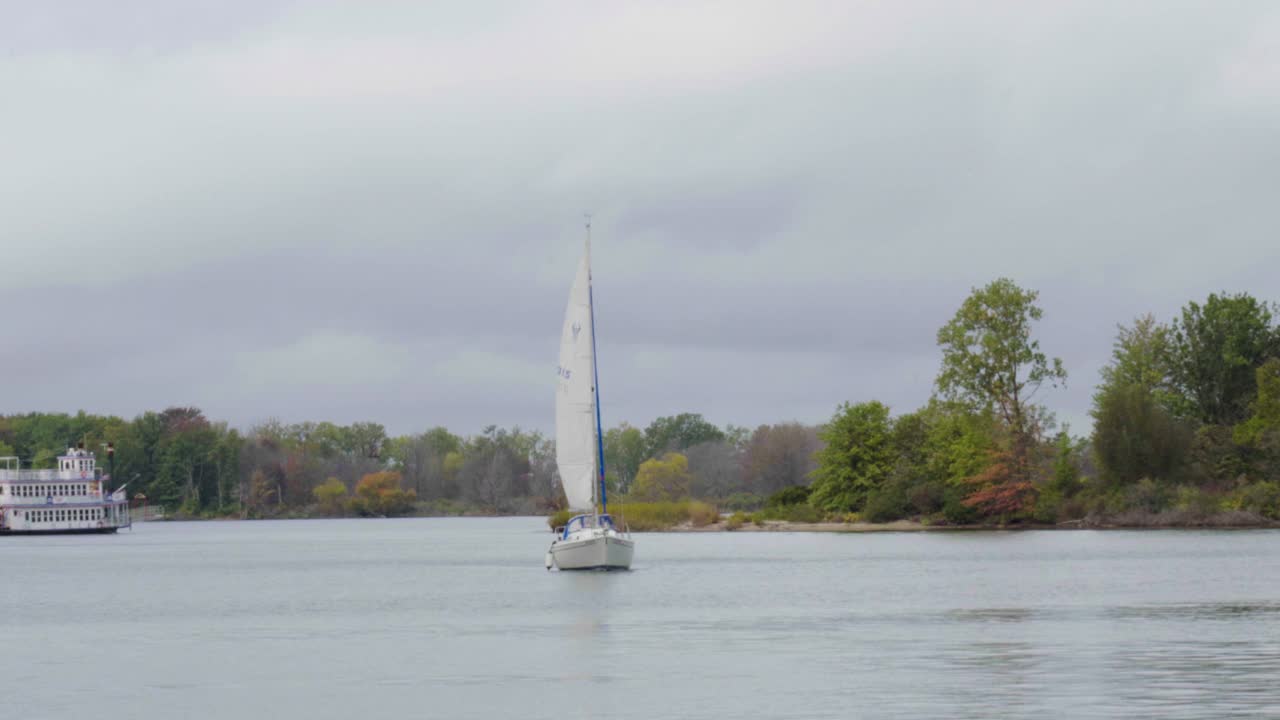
560 513 618 539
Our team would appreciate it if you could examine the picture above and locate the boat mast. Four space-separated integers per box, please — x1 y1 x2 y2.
586 215 608 516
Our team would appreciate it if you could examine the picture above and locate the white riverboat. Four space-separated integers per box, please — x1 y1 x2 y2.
0 446 131 534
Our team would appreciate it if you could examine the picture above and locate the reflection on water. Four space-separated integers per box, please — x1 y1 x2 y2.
2 520 1279 719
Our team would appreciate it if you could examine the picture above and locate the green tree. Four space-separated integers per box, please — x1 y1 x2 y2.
1092 381 1190 485
936 278 1066 480
1236 358 1280 445
809 401 894 513
1098 314 1174 397
643 413 725 456
603 423 647 494
1169 292 1278 425
920 402 998 487
630 452 693 502
344 422 388 459
1091 315 1191 485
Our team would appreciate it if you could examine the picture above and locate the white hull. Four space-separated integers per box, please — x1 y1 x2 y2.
549 530 634 570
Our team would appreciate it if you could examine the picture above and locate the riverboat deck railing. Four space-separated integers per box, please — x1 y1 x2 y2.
0 457 100 481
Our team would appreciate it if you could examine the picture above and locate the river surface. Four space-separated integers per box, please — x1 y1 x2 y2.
3 518 1279 719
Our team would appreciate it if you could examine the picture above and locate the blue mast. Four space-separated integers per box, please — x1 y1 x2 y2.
586 217 608 514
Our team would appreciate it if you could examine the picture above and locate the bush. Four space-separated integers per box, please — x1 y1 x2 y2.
1032 486 1062 524
941 487 978 525
547 509 574 530
720 493 765 511
1173 485 1221 517
907 481 946 515
863 482 910 523
1124 478 1171 513
688 502 719 527
765 485 812 508
312 477 348 517
1234 481 1280 519
725 512 748 530
761 502 823 523
417 498 472 516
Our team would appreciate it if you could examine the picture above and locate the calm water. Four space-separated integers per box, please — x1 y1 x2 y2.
3 519 1279 719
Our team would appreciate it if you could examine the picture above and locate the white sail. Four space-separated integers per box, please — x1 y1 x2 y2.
555 252 597 512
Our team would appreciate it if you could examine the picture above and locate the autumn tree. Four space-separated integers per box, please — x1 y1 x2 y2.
350 471 416 517
962 449 1037 520
740 423 821 496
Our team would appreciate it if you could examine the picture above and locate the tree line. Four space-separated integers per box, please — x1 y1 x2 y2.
0 407 819 519
3 279 1278 525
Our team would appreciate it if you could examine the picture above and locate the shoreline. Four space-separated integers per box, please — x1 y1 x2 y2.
656 518 1280 533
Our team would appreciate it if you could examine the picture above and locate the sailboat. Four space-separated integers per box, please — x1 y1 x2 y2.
546 221 635 571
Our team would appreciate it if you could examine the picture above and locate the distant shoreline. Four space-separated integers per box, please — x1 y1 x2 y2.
138 512 1280 532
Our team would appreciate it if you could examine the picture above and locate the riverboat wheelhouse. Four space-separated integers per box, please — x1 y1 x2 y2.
0 446 131 534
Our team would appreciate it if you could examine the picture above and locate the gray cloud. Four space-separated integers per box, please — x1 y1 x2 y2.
2 1 1278 436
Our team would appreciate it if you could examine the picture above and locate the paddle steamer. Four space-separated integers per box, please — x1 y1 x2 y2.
0 445 131 534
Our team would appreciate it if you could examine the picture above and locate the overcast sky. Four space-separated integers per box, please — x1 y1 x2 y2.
2 1 1278 437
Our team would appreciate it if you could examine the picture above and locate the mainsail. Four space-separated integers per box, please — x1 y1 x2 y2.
555 252 597 511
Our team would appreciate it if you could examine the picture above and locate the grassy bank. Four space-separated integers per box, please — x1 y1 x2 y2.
547 501 719 531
